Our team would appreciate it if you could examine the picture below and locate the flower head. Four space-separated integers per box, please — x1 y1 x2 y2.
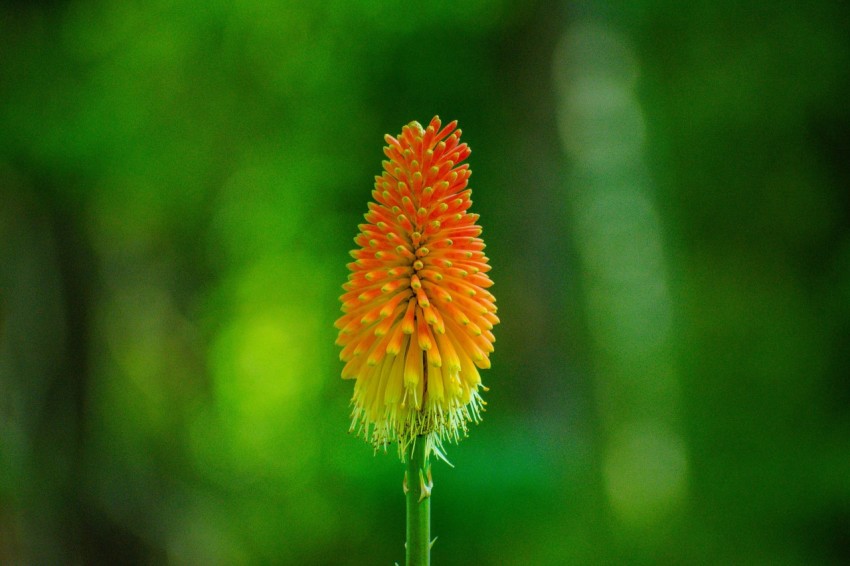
336 117 498 459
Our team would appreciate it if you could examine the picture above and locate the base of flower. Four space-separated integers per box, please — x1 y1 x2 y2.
349 389 486 461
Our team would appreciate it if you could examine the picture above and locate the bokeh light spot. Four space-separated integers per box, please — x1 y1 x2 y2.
603 422 689 526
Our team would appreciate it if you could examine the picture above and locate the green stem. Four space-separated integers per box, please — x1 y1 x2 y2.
405 436 430 566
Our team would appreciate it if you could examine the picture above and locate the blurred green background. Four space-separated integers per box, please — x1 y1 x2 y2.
2 1 849 564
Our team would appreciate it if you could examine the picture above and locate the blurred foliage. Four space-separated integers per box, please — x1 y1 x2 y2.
1 0 849 564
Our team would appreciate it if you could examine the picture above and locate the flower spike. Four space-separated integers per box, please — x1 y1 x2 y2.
336 117 498 459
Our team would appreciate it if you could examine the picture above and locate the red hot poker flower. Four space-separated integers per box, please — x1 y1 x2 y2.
335 117 498 458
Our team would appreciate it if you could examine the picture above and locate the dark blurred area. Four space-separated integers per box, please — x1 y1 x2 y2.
1 1 849 564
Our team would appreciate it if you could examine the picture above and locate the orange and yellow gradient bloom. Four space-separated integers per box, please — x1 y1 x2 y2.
335 117 498 458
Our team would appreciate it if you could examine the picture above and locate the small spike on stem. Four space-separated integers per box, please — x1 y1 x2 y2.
405 436 431 566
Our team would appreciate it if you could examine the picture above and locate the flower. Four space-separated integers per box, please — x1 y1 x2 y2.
335 116 498 459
